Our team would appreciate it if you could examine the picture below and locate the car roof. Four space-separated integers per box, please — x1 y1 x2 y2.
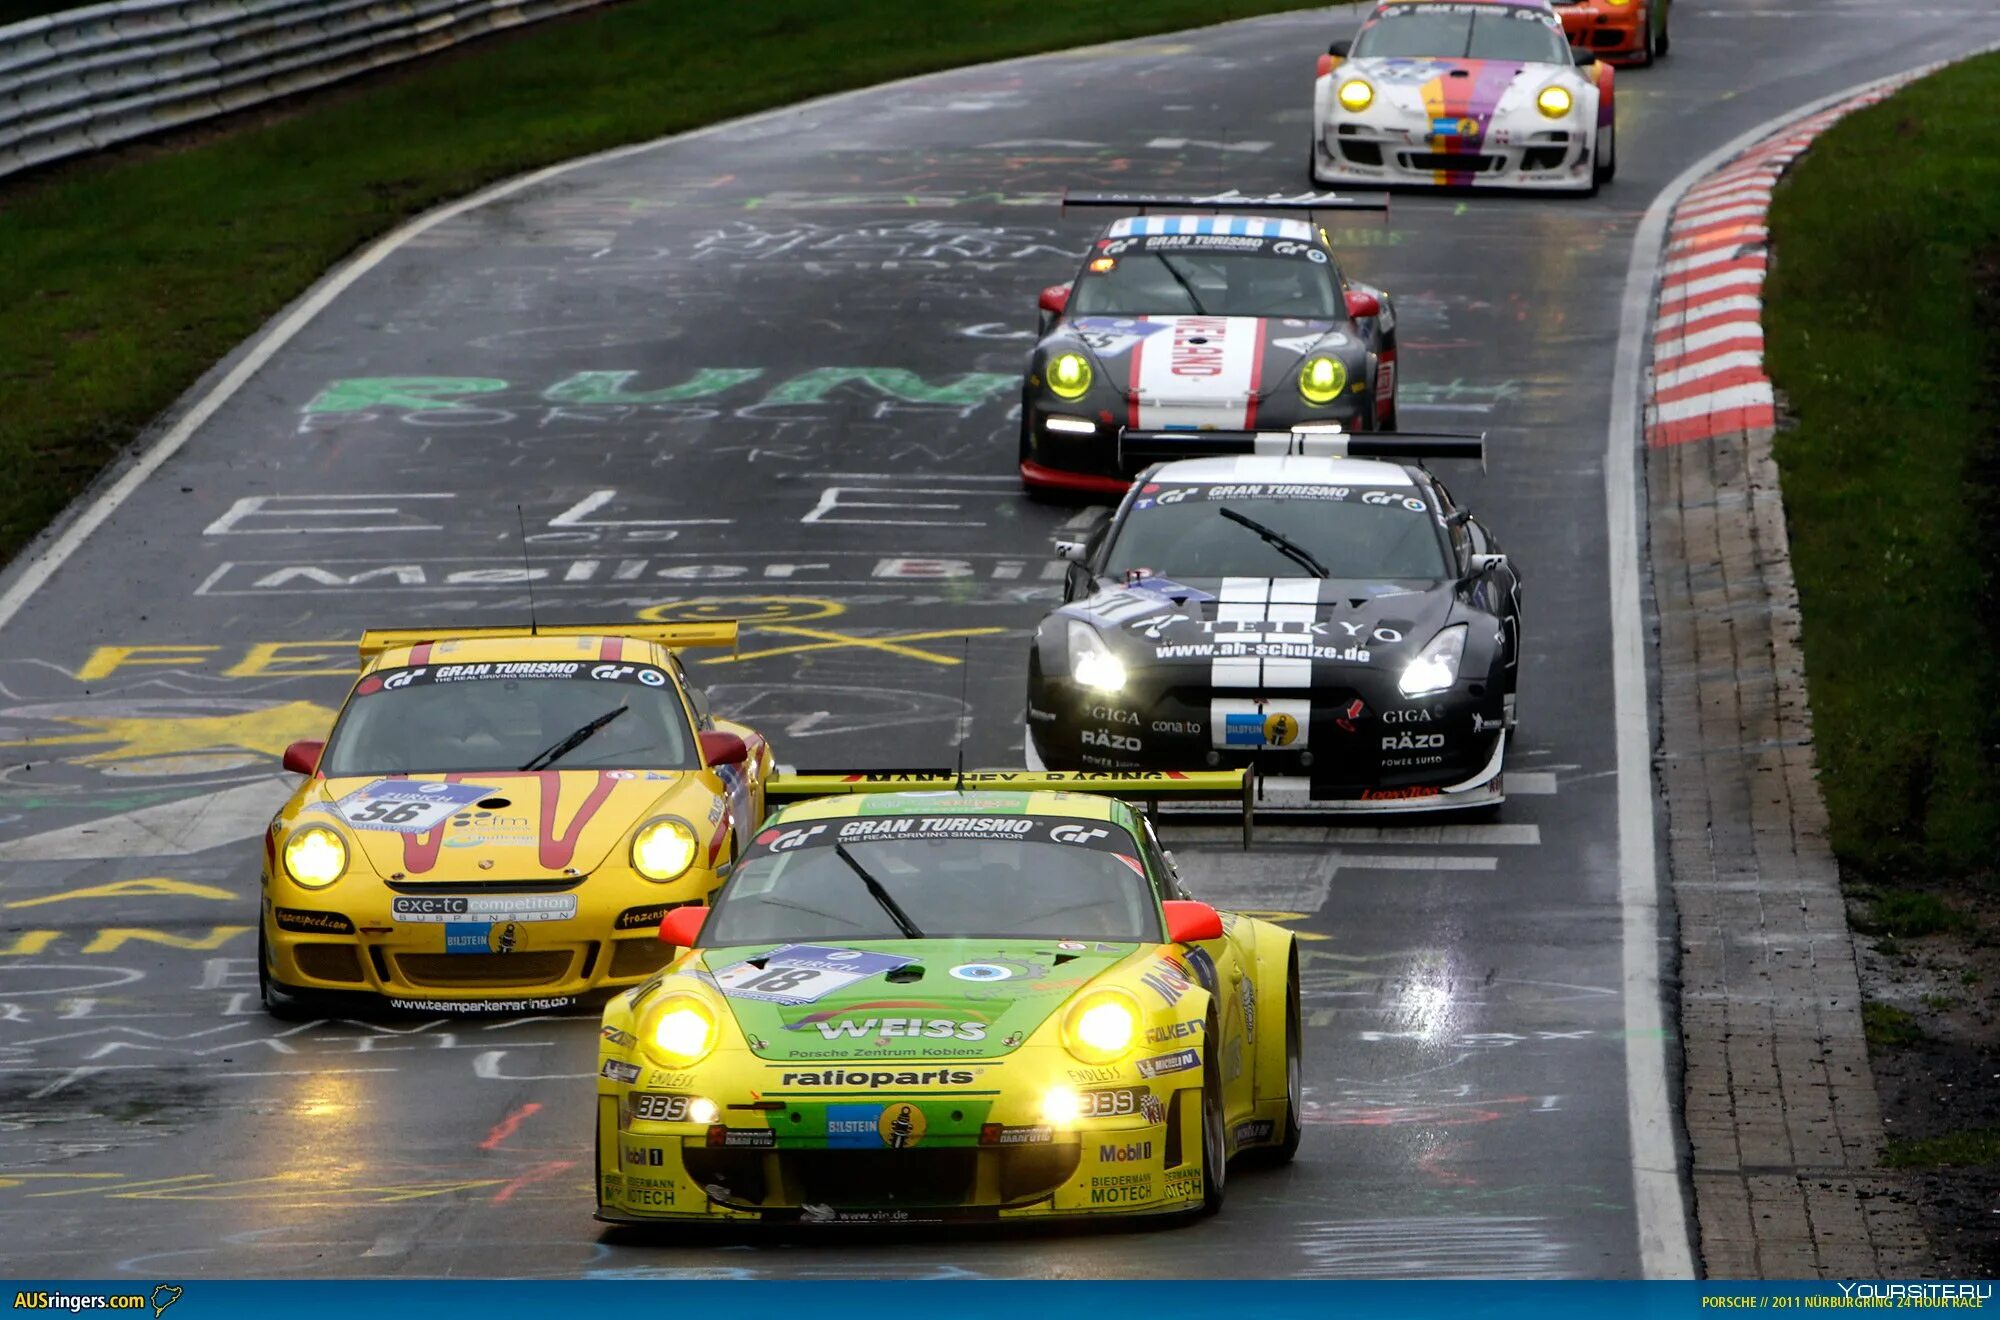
771 790 1136 828
364 633 674 673
1103 214 1317 242
1147 455 1418 486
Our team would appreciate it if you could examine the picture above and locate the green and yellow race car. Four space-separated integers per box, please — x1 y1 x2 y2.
593 769 1301 1227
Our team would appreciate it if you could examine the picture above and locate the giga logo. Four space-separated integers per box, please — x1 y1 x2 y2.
1099 1140 1153 1163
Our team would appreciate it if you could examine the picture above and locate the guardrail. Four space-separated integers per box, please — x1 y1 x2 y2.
0 0 613 180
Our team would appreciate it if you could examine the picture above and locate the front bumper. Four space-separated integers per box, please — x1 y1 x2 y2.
1023 399 1370 490
1028 673 1507 812
1556 4 1648 61
1314 120 1594 192
594 1053 1210 1224
262 868 718 1011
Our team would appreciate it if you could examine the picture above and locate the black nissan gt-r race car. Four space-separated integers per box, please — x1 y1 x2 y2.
1020 191 1398 498
1025 429 1522 813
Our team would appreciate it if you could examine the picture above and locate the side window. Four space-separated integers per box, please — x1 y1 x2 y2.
669 655 714 729
1135 814 1190 901
1431 478 1471 570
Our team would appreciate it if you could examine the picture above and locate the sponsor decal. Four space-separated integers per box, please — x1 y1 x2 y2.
1088 705 1139 725
1048 824 1110 847
336 779 495 834
1240 979 1258 1044
1164 1166 1203 1200
602 1059 642 1084
623 1143 666 1167
601 1025 637 1048
1136 1048 1201 1079
1081 730 1141 752
1139 956 1194 1006
826 1104 882 1149
390 894 578 924
1472 713 1506 733
715 945 916 1006
1264 712 1300 746
632 1093 694 1123
614 904 671 931
980 1123 1055 1146
1141 1092 1168 1125
1081 1086 1156 1119
1089 1172 1155 1204
777 1069 976 1088
1382 708 1436 723
804 1017 987 1042
1151 719 1200 734
365 661 677 689
1067 1065 1120 1085
1335 698 1366 734
273 907 353 934
385 994 577 1013
1233 1119 1276 1145
1382 732 1446 751
1098 1140 1153 1163
950 963 1015 983
879 1103 927 1149
1145 1019 1204 1044
705 1126 776 1149
757 824 828 852
1360 785 1443 801
622 1175 676 1209
1159 641 1372 663
443 921 511 955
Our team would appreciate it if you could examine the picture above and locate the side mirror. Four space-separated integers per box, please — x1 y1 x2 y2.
1163 899 1224 945
699 730 749 767
1038 284 1071 316
1345 289 1382 319
1470 552 1508 576
1570 46 1597 65
1328 39 1350 57
658 905 709 948
282 739 324 775
1054 538 1088 563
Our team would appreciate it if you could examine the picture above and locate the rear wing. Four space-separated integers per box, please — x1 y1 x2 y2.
1062 188 1390 218
766 768 1256 849
358 622 740 665
1120 427 1487 472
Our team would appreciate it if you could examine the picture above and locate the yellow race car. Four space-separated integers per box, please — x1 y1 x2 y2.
259 623 772 1017
594 769 1300 1227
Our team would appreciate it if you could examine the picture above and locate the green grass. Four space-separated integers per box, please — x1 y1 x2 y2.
1884 1127 2000 1169
1763 52 2000 882
1862 1003 1927 1049
0 0 1323 561
1851 889 1972 938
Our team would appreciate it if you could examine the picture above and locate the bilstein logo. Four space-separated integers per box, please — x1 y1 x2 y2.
879 1104 926 1149
1262 712 1299 746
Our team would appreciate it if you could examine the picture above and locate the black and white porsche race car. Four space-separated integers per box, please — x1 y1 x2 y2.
1025 429 1521 813
1021 191 1398 498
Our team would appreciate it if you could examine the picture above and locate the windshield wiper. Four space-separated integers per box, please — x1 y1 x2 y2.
1219 506 1331 579
833 841 925 939
1156 254 1209 315
519 705 628 771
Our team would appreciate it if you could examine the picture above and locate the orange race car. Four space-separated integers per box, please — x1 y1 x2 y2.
1551 0 1670 66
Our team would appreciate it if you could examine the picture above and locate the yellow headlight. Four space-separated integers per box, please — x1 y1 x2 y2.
1337 78 1374 112
1047 352 1093 400
1299 355 1349 405
282 825 347 889
632 818 698 882
1606 0 1631 7
644 994 718 1067
1537 85 1574 118
1062 989 1141 1065
1041 1087 1083 1125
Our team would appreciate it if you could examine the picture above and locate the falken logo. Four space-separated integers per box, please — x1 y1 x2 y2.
1382 732 1445 751
1099 1140 1154 1163
809 1019 987 1041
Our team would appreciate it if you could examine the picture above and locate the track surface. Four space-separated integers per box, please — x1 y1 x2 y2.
3 0 1996 1279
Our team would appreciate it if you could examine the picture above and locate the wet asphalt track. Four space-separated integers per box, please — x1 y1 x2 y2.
3 0 1998 1279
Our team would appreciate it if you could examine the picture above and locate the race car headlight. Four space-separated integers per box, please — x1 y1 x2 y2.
1047 352 1093 400
1062 989 1142 1065
282 825 347 889
643 994 719 1068
1337 78 1374 112
1536 85 1575 118
1299 355 1349 405
1041 1086 1084 1125
1067 620 1126 695
1398 624 1469 697
632 818 698 882
1605 0 1631 6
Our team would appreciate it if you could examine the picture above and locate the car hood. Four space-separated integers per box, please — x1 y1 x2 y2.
700 938 1141 1061
1343 56 1571 136
1059 315 1363 405
302 769 708 881
1067 574 1456 671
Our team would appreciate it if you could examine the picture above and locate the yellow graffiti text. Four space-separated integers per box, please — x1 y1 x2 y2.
5 877 238 909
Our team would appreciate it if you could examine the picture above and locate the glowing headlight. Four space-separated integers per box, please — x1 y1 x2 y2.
282 825 347 889
1062 989 1141 1065
631 818 698 882
1041 1087 1083 1125
1299 355 1349 405
1067 620 1126 695
1337 78 1374 112
1398 624 1468 698
1536 85 1574 118
686 1096 720 1125
1047 352 1093 400
1605 0 1631 6
644 994 718 1067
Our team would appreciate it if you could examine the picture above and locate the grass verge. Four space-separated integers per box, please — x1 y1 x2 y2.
1763 52 2000 881
1885 1128 2000 1170
0 0 1323 562
1861 1003 1926 1050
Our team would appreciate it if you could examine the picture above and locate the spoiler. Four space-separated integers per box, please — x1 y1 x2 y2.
1119 427 1487 472
1062 187 1390 218
766 768 1256 850
358 622 740 664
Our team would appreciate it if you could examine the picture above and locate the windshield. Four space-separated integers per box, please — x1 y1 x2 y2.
321 661 696 776
1071 237 1340 318
1352 5 1570 62
701 815 1164 945
1106 485 1449 580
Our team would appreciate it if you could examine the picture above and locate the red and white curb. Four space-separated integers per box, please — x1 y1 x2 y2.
1645 75 1924 447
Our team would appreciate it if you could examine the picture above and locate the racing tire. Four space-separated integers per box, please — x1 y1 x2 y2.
1592 123 1617 190
1655 7 1670 55
1637 7 1656 66
258 926 323 1022
1197 1010 1228 1216
1276 949 1304 1161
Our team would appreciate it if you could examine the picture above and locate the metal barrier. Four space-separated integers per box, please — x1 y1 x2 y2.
0 0 614 180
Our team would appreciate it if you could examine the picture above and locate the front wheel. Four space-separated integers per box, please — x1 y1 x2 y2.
1593 122 1617 188
1275 947 1303 1161
1655 5 1671 55
1198 1011 1228 1215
